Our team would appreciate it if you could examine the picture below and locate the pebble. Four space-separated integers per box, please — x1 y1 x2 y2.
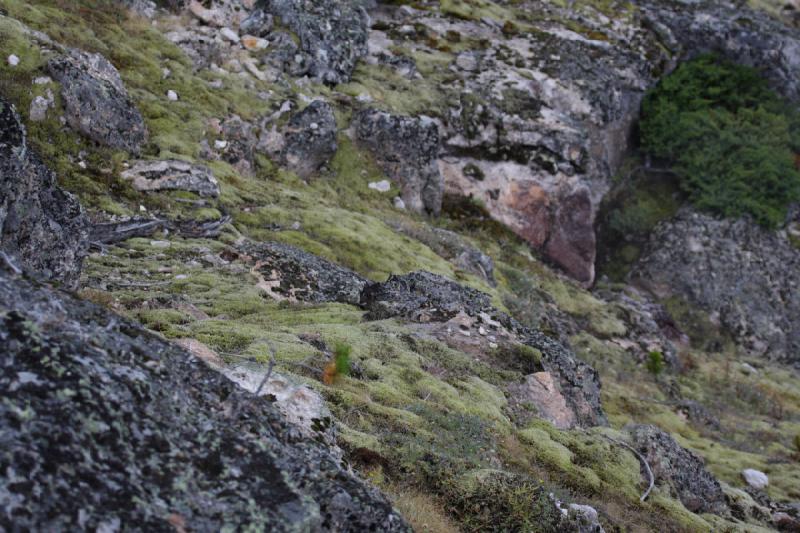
214 140 229 150
220 27 240 43
242 35 268 51
742 469 769 490
7 54 19 67
167 90 179 101
368 180 391 193
150 240 171 249
393 196 406 210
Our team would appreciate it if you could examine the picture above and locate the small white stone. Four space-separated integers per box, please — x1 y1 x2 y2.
78 161 87 170
220 27 240 43
393 196 406 210
742 469 768 490
150 240 171 249
33 76 52 85
162 67 172 79
309 122 319 130
139 205 147 212
356 92 373 103
740 363 758 375
368 180 391 193
175 274 189 280
167 90 179 101
214 140 229 150
478 326 487 336
489 342 498 349
7 54 19 67
290 221 302 231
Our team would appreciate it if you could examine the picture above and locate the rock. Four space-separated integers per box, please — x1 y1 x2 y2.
223 363 334 444
354 109 443 216
174 338 225 368
282 100 338 178
240 241 368 305
121 159 221 197
631 209 800 362
167 89 179 101
28 90 54 122
361 270 492 323
368 180 391 193
242 35 269 50
220 27 240 43
47 48 147 154
509 371 577 429
0 97 88 289
393 196 406 210
216 114 259 176
253 0 369 84
568 503 605 533
629 425 728 515
7 54 19 67
0 269 408 531
361 271 606 427
188 0 225 26
742 469 769 490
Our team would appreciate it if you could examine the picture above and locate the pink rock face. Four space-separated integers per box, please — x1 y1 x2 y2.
441 159 597 286
519 371 577 429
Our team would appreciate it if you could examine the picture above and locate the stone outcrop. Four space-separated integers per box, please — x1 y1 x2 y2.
0 98 87 289
631 209 800 362
361 271 606 427
252 0 369 85
354 109 443 216
121 159 221 197
240 241 368 305
629 424 728 515
48 48 147 154
261 100 339 178
0 267 408 531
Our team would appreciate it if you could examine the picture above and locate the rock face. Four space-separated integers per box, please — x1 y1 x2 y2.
631 210 800 362
48 49 147 154
0 268 408 531
361 271 606 427
421 0 800 285
0 98 87 289
121 159 221 197
241 241 368 305
254 0 369 85
354 109 443 216
629 425 728 515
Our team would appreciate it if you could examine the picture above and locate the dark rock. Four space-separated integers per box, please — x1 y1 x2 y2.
0 269 408 532
254 0 369 84
629 424 728 515
48 49 147 154
283 100 338 178
361 270 492 322
631 209 800 363
361 271 606 427
543 188 595 285
240 9 273 37
0 98 87 289
219 114 259 176
121 159 221 197
241 241 368 305
354 109 443 216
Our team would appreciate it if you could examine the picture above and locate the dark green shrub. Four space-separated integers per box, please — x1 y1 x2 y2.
639 54 800 228
645 351 665 376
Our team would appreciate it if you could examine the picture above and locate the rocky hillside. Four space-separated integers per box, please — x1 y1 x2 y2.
1 0 800 531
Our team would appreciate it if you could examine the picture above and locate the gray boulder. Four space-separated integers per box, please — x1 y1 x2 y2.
354 109 443 216
0 97 87 289
240 241 368 305
629 424 728 515
48 49 147 154
283 100 338 178
121 159 221 197
631 210 800 362
252 0 369 85
0 268 408 532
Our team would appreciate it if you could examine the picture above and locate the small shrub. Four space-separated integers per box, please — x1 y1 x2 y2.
640 54 800 228
323 342 352 384
645 350 665 376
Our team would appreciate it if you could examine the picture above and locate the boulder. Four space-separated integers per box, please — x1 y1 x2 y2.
0 269 408 531
252 0 369 84
629 424 728 515
282 100 338 178
630 209 800 362
240 241 368 305
48 48 147 154
354 109 443 216
742 469 769 490
121 159 221 197
0 97 87 289
361 271 606 427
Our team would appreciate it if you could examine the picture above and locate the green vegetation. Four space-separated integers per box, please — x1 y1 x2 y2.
640 54 800 228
